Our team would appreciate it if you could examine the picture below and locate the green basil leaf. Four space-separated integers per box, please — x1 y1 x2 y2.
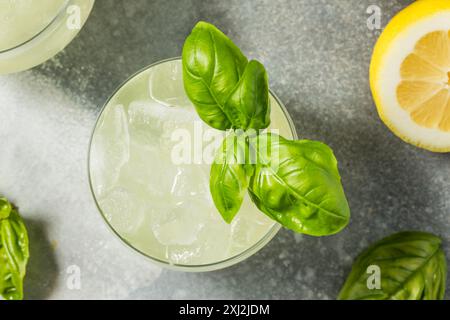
0 197 12 220
0 205 29 300
210 133 249 223
339 231 447 300
247 133 350 236
182 21 270 130
225 60 270 130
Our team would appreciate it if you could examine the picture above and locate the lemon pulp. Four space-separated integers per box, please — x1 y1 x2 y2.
397 30 450 131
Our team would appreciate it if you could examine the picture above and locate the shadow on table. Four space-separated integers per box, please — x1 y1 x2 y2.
23 218 59 300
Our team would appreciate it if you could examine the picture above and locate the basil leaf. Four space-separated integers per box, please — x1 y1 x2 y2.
0 200 29 301
247 133 350 236
226 60 270 130
210 133 250 223
0 197 12 220
339 231 447 300
182 21 270 130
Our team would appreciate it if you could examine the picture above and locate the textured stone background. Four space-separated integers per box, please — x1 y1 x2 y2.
1 0 449 299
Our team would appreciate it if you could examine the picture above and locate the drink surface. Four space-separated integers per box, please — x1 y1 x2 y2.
0 0 67 51
89 59 295 266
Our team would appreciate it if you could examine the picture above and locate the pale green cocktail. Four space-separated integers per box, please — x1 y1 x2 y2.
0 0 94 74
89 58 297 271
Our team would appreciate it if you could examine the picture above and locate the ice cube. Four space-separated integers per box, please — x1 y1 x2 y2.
128 100 198 149
119 140 179 201
159 214 234 265
90 104 130 197
169 164 210 199
98 187 145 236
148 60 193 108
194 215 232 263
162 201 233 265
128 100 164 148
229 197 276 254
151 199 208 247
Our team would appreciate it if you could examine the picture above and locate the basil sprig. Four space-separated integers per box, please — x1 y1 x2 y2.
183 22 350 236
0 197 29 300
339 232 447 300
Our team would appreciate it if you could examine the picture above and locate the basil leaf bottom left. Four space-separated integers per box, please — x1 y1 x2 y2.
0 197 29 300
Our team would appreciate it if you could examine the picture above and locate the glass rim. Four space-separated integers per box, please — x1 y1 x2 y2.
0 0 73 54
87 57 299 272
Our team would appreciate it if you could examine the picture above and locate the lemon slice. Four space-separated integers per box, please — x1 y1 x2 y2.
370 0 450 152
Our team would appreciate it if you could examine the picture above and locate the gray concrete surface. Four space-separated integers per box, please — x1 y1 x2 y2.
1 0 449 300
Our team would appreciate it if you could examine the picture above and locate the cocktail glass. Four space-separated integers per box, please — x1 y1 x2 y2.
88 58 298 272
0 0 95 74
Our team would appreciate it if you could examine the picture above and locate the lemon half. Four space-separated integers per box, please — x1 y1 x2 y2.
370 0 450 152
